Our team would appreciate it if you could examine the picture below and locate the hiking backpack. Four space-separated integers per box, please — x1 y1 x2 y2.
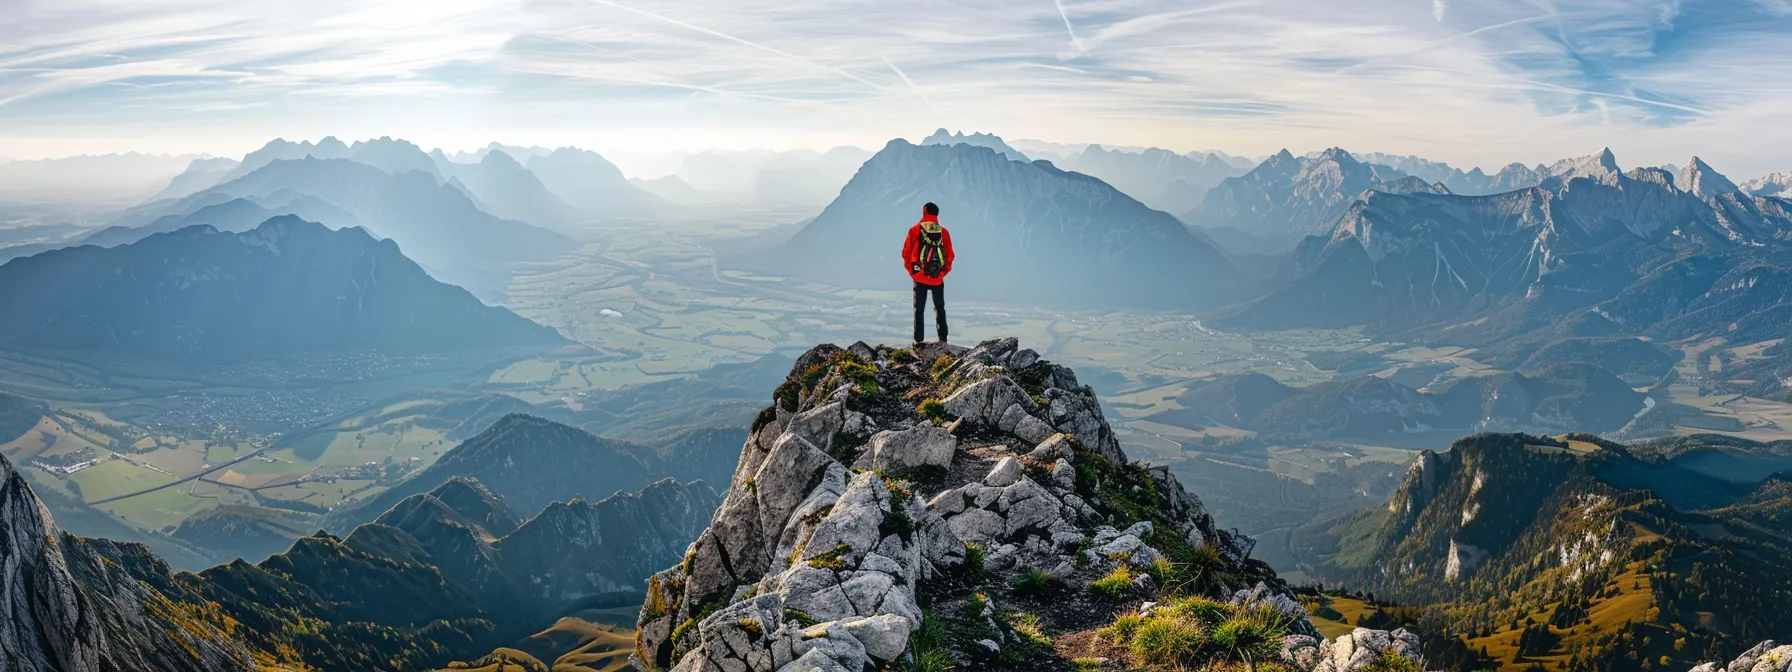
918 229 946 276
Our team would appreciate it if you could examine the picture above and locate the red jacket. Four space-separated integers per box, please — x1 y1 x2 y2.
902 219 955 285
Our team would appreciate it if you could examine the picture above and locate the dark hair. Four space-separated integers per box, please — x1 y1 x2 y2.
923 202 939 216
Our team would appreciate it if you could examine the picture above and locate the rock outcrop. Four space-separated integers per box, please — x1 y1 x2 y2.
1689 642 1792 672
1281 627 1425 672
0 453 253 672
631 339 1290 672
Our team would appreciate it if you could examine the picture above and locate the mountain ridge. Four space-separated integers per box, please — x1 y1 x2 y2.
1290 432 1792 672
0 216 564 361
768 139 1248 309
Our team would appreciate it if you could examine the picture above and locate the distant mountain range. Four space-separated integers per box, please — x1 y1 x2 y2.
629 174 703 202
1215 151 1792 343
1181 147 1432 253
1335 151 1550 196
147 136 665 238
524 147 670 217
440 149 584 231
215 136 442 185
151 157 241 201
0 152 209 203
1052 144 1254 214
0 192 360 264
173 156 574 298
83 193 358 248
672 146 871 210
1743 172 1791 197
0 217 565 360
921 128 1031 162
767 139 1248 308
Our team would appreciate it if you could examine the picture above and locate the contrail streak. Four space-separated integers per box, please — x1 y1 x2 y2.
1339 14 1552 72
586 0 885 91
883 56 943 117
525 34 829 104
1053 0 1087 55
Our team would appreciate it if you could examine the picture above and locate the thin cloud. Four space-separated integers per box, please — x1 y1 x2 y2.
882 56 943 118
583 0 886 91
1 0 1789 175
1339 13 1557 73
1052 0 1088 56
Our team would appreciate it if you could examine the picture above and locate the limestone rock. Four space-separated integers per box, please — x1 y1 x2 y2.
1282 635 1323 670
777 647 853 672
1050 459 1076 490
984 457 1023 487
1045 388 1127 464
944 377 1034 427
1729 641 1780 672
962 337 1020 367
1028 434 1074 461
1312 628 1423 672
838 614 911 664
864 425 956 471
847 341 877 363
946 508 1004 546
1009 348 1041 370
1721 643 1792 672
696 595 784 672
1232 581 1321 638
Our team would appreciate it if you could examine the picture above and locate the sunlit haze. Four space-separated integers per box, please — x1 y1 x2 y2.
6 0 1792 176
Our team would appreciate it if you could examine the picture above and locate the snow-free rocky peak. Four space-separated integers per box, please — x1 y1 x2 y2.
631 338 1423 672
1677 156 1739 197
919 128 1029 162
1543 147 1622 186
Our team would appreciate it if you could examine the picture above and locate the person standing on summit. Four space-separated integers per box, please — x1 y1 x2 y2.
903 202 955 345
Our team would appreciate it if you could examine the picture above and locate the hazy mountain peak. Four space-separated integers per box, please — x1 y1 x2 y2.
1547 148 1622 184
521 146 665 215
1315 146 1358 164
1677 156 1739 196
1742 172 1792 197
316 136 349 153
919 128 1028 162
479 148 523 170
773 138 1243 308
245 212 342 241
0 210 565 360
528 146 625 182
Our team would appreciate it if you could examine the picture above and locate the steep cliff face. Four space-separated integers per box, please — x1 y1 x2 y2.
631 339 1310 672
0 454 253 672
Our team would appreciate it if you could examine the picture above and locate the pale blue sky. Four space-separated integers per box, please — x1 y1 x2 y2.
3 0 1790 176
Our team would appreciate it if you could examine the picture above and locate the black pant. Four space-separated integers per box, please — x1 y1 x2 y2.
913 281 947 343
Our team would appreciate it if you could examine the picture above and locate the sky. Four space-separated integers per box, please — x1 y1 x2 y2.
3 0 1792 177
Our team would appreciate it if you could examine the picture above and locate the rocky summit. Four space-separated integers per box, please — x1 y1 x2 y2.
631 338 1424 672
